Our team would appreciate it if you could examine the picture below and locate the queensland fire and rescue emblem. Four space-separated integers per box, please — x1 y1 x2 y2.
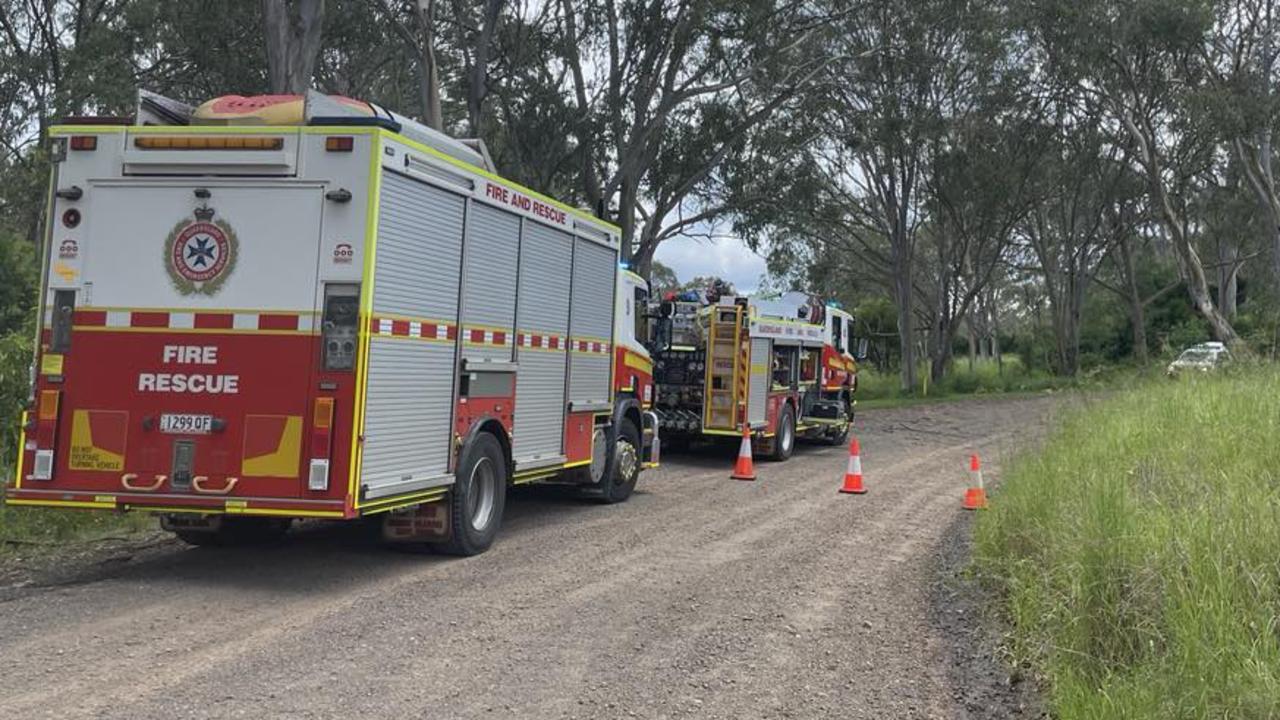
164 206 238 296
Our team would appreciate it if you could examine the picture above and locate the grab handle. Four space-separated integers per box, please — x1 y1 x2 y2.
192 476 239 495
121 473 165 492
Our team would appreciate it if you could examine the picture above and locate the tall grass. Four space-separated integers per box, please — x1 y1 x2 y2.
858 356 1073 403
974 368 1280 718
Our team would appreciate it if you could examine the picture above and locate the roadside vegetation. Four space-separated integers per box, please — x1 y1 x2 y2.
974 368 1280 717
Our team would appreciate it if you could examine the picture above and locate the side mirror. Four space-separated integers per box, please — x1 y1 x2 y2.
855 337 869 361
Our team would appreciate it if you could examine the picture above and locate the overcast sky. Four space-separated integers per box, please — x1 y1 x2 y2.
653 235 769 294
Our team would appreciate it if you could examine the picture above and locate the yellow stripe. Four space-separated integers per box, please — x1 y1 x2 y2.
5 499 116 511
14 412 26 489
701 429 744 437
351 133 383 509
624 351 654 374
357 488 449 515
513 472 555 485
126 504 344 519
514 463 567 478
563 459 591 469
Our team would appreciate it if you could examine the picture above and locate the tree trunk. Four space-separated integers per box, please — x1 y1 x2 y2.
1118 106 1240 346
412 0 443 130
261 0 326 94
891 248 916 393
966 317 976 371
465 0 504 138
1118 233 1149 365
1217 240 1239 320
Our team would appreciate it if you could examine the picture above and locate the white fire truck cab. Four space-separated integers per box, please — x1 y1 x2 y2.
649 290 859 458
7 90 658 554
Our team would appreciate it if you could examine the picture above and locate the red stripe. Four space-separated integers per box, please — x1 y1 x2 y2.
391 319 410 336
258 314 299 331
548 336 560 350
369 317 382 332
493 331 506 346
73 310 107 326
130 312 169 328
446 325 457 340
532 335 543 348
470 328 485 344
194 313 234 329
420 323 435 338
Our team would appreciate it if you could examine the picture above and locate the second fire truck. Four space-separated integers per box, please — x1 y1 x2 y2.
649 290 860 459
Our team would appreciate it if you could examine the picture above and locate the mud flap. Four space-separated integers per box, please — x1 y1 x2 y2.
160 513 223 534
382 501 451 543
642 410 661 467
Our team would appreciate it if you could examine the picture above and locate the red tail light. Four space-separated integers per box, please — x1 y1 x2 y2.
308 398 334 491
69 136 97 151
31 390 62 480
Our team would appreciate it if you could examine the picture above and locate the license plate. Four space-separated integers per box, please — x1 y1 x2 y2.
159 413 213 434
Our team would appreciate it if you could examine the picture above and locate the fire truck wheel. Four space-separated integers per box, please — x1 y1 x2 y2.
441 432 507 556
598 420 641 504
769 404 796 462
825 422 851 446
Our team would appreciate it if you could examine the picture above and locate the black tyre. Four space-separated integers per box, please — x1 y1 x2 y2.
769 403 796 461
440 432 507 556
597 420 641 504
174 517 291 547
825 402 853 446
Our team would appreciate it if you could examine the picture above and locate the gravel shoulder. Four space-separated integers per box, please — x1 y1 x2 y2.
0 394 1059 719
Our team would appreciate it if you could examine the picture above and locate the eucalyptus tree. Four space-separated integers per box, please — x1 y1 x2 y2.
1021 0 1242 344
262 0 326 94
553 0 830 272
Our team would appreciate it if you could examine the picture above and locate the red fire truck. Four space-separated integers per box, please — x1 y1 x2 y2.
6 90 658 555
649 291 859 459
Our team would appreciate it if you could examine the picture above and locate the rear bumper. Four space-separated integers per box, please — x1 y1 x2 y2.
3 487 349 519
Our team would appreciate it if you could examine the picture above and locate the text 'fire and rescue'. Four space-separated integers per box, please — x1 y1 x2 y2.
485 183 568 226
137 345 239 393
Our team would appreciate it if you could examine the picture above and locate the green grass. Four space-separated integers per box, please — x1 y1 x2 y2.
973 368 1280 718
0 487 153 552
856 357 1104 407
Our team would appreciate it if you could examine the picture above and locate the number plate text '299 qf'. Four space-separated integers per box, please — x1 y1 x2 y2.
137 345 240 394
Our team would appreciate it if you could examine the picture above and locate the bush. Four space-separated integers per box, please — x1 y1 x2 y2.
0 329 31 472
974 369 1280 718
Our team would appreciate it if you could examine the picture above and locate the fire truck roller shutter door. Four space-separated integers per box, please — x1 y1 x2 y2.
513 222 573 463
460 203 519 363
567 238 616 405
361 172 463 498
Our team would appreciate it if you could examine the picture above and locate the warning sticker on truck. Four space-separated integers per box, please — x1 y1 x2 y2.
68 409 128 472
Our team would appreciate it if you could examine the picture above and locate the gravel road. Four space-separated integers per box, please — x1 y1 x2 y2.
0 395 1056 719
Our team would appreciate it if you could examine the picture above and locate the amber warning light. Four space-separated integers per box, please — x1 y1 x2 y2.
134 136 284 151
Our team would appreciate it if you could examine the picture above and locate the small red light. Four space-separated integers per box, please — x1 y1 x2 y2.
62 209 80 228
69 136 97 151
325 136 354 152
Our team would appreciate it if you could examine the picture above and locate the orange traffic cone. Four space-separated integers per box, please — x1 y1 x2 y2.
839 437 867 494
731 426 756 481
963 453 987 509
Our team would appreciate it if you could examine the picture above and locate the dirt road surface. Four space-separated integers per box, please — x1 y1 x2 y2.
0 396 1056 719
